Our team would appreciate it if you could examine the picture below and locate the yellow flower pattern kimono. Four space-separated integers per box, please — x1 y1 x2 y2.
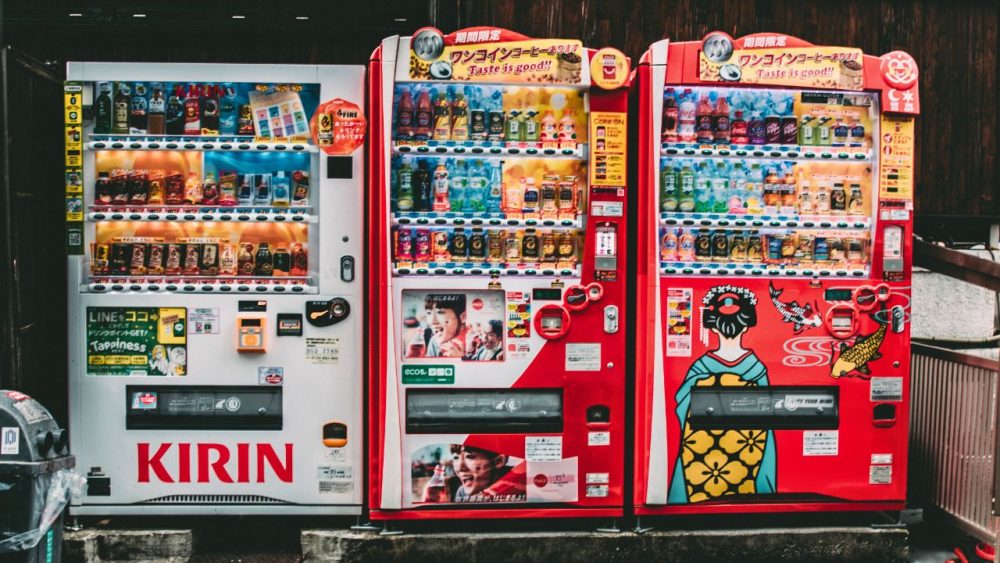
668 352 776 503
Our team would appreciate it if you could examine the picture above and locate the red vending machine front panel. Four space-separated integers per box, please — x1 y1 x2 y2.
370 27 630 520
635 33 919 515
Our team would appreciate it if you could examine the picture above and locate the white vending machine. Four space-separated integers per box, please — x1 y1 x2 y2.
65 63 366 515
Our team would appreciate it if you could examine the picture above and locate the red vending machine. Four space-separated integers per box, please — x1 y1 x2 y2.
369 27 631 520
634 32 919 515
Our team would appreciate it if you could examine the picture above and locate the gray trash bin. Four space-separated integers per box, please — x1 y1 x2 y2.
0 391 78 562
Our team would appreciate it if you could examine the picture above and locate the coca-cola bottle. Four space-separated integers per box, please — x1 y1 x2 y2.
423 464 451 503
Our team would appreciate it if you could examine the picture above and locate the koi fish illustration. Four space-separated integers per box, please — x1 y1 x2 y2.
830 311 888 379
768 282 822 333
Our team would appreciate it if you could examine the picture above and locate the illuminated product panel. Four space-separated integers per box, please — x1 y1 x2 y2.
369 27 630 520
634 32 919 516
66 63 366 515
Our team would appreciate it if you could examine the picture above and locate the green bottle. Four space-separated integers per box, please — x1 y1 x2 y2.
396 158 414 211
678 164 695 212
660 165 679 212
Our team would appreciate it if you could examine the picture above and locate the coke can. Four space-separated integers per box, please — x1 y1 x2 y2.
414 229 431 262
394 228 414 262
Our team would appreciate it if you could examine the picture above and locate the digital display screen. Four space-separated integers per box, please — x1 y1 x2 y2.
532 288 563 301
825 288 853 301
241 318 261 327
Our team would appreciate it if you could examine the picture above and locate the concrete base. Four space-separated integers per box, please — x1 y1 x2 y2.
301 527 908 563
63 529 193 563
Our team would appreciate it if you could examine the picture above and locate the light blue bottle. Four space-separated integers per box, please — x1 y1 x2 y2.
693 161 712 213
449 159 468 213
711 161 729 213
728 161 747 214
467 159 488 212
486 161 503 213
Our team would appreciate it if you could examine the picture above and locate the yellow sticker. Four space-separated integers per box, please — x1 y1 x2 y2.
65 126 82 167
878 115 915 201
589 48 630 90
700 46 864 91
157 308 188 346
411 38 584 84
65 169 83 194
66 195 83 221
589 112 627 187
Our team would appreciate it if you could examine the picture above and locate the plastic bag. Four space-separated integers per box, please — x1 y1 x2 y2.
0 469 86 553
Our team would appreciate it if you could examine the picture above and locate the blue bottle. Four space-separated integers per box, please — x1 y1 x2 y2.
449 159 468 213
486 161 503 213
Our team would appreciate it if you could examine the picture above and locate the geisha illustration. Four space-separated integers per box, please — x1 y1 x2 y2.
668 285 776 503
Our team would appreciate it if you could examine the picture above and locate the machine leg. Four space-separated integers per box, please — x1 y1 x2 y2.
379 522 404 536
633 517 654 534
349 516 381 532
595 519 621 533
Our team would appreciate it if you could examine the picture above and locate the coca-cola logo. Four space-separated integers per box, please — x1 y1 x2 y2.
533 473 549 488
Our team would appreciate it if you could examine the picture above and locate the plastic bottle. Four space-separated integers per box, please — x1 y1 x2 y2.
112 83 130 134
432 161 451 212
432 90 451 141
254 173 272 205
200 84 220 135
748 109 766 145
678 163 695 212
695 93 714 144
201 172 219 205
467 159 488 212
272 171 290 207
414 89 433 140
396 159 414 211
558 110 576 142
487 91 505 142
781 169 798 214
183 85 201 135
728 162 747 214
693 161 712 213
165 88 185 135
661 88 679 142
469 90 488 142
414 160 433 211
660 164 679 212
487 162 503 213
799 180 814 215
849 120 866 148
711 162 729 213
713 95 731 144
95 82 113 134
449 160 468 213
147 84 165 135
832 120 849 147
798 116 815 146
816 117 833 146
506 109 522 142
730 110 748 145
677 89 696 142
540 109 557 142
763 168 780 214
523 110 540 142
661 229 679 261
505 177 525 214
746 163 764 214
523 176 540 213
450 91 469 141
219 85 238 135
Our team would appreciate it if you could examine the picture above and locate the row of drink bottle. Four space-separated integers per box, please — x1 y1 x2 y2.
660 160 864 216
92 240 307 277
395 86 578 143
394 158 582 215
94 82 255 136
660 227 868 266
94 169 310 207
661 88 866 147
393 227 580 265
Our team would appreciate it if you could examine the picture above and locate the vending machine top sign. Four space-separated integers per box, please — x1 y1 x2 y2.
369 28 631 520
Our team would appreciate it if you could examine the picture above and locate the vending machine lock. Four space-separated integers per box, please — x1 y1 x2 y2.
306 298 350 327
340 256 355 282
604 305 619 334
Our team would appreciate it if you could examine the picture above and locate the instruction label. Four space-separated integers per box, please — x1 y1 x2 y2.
565 343 601 371
189 308 219 335
803 430 839 456
525 436 562 462
305 337 340 364
870 377 903 402
589 112 627 187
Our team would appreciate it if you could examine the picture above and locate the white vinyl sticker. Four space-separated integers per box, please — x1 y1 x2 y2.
870 377 903 402
324 448 349 463
565 343 601 371
586 472 609 485
803 430 839 456
305 337 340 364
257 366 284 385
588 431 611 446
870 464 892 485
591 201 624 217
586 485 609 498
889 209 910 221
317 466 352 481
1 427 19 455
188 308 219 334
525 436 562 461
526 458 578 503
319 481 353 494
871 453 893 465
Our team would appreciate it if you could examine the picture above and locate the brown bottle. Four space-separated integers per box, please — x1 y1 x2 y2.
254 242 273 276
273 244 290 276
237 243 255 276
290 244 307 276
